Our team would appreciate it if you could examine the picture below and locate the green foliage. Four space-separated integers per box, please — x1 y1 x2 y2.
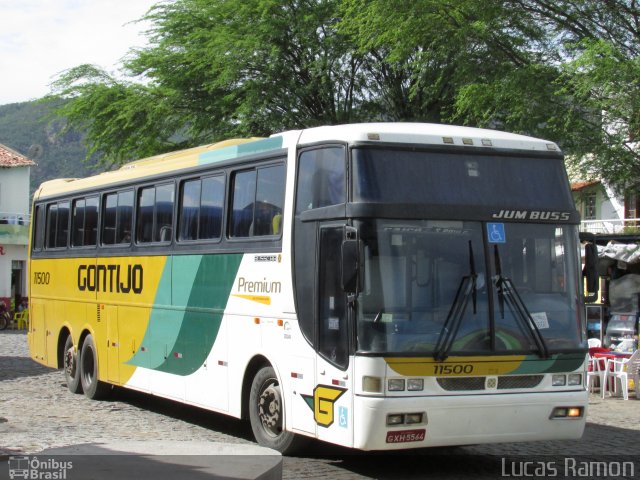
0 100 101 198
43 0 640 192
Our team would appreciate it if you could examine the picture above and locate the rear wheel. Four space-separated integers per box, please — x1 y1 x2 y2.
79 334 111 399
249 366 307 454
63 335 82 394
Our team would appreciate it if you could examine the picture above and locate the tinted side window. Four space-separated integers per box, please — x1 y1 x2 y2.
72 199 86 246
45 201 69 249
85 196 99 245
137 187 155 243
117 190 133 244
102 190 133 245
179 175 224 241
102 193 117 245
230 170 257 237
230 164 285 238
179 180 200 241
296 147 345 214
45 204 58 249
200 176 224 239
32 204 45 251
255 165 285 236
72 196 98 247
136 184 174 244
56 201 70 248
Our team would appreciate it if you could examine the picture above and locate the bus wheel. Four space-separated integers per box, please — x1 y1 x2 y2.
249 366 306 454
63 336 82 394
79 334 111 400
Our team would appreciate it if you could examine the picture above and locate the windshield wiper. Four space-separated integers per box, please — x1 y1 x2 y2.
434 241 477 361
493 245 549 359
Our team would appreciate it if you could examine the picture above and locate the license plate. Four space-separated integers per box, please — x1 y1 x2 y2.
385 429 426 443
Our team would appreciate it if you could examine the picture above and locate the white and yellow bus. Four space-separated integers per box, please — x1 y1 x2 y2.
29 123 588 453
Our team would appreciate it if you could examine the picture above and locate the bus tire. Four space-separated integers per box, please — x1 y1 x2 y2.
79 334 111 400
249 366 307 455
63 335 82 394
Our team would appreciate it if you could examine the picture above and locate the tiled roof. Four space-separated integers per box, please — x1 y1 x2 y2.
571 180 600 191
0 144 36 167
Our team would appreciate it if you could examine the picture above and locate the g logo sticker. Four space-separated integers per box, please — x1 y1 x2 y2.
301 385 346 427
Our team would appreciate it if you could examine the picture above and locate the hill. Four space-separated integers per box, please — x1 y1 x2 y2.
0 100 104 198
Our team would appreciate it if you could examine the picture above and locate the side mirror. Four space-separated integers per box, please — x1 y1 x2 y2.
583 242 599 302
341 239 359 293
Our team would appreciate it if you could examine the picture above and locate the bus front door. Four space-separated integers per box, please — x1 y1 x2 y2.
314 225 353 447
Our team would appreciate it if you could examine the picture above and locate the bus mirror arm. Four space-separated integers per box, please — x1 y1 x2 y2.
583 242 599 303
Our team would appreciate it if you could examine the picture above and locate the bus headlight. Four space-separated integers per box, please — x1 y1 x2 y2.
552 374 566 386
387 414 404 425
388 379 405 391
405 413 423 424
568 374 582 386
407 378 424 391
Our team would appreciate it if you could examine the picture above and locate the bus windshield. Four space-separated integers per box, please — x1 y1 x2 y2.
355 219 584 356
352 147 573 208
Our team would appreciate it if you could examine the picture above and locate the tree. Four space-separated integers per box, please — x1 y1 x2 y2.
52 0 371 166
512 0 640 191
342 0 640 191
51 0 640 191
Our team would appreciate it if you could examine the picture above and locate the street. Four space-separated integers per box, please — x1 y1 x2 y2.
1 330 639 479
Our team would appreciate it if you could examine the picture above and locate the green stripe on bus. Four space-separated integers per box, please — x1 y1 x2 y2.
128 254 243 375
511 353 585 374
198 136 283 165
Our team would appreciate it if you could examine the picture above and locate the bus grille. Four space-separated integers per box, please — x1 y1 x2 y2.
436 377 486 391
436 375 544 391
497 375 544 389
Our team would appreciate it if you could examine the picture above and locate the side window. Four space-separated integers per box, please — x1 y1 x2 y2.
137 187 155 243
102 190 133 245
136 183 175 244
230 170 256 237
72 196 98 247
45 201 70 249
56 201 70 248
102 193 117 245
85 196 99 246
178 175 225 241
255 165 285 236
72 198 86 246
295 147 345 214
45 204 58 248
116 190 134 244
32 204 45 251
230 163 285 238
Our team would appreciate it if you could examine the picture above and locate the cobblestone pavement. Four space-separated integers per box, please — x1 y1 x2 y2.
2 330 639 479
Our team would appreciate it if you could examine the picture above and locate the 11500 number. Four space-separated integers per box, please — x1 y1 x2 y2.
433 364 474 375
33 272 50 285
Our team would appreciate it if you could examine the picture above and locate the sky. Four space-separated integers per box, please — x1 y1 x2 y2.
0 0 160 105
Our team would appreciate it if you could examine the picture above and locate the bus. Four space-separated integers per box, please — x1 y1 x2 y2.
28 123 589 453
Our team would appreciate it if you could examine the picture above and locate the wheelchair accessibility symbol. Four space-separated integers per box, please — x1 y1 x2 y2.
487 223 506 243
338 406 348 428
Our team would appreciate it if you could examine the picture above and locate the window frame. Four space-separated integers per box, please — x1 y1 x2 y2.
44 200 70 250
101 189 134 247
71 195 99 249
178 173 226 244
228 161 286 241
135 181 176 245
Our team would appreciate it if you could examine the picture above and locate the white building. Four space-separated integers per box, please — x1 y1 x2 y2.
0 144 35 310
572 180 639 234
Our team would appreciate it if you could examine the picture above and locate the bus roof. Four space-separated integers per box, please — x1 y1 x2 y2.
297 123 559 152
34 123 560 200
